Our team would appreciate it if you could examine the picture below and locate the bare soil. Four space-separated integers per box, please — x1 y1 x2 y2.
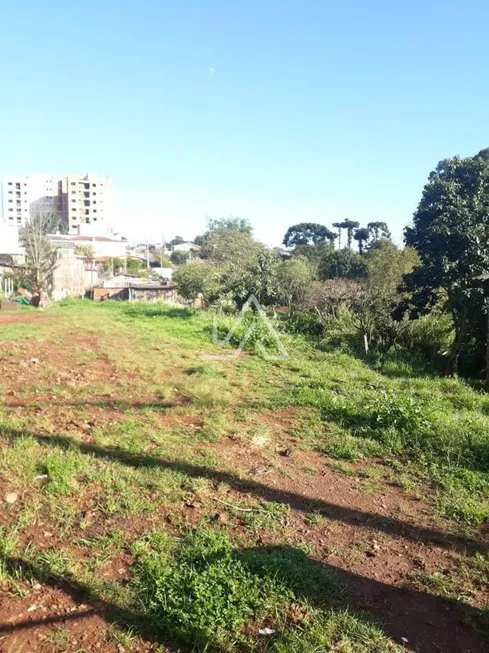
0 310 488 652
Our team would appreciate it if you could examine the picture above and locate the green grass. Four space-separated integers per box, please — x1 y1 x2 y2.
0 300 488 650
132 528 396 652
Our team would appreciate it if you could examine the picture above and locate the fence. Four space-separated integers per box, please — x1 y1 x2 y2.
1 277 14 297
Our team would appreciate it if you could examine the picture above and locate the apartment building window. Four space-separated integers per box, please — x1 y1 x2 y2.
7 182 12 186
8 190 12 194
8 199 12 203
16 183 20 189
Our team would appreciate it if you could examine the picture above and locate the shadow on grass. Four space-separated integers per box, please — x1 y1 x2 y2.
5 398 180 412
0 546 486 652
236 544 487 653
0 555 187 651
2 426 488 557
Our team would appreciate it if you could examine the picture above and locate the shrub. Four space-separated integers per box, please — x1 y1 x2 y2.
399 313 453 364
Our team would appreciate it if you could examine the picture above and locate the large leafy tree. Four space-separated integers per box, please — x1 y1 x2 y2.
319 248 367 280
402 152 489 376
283 223 336 248
197 217 280 307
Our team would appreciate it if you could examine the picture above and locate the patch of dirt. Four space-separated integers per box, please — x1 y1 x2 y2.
1 312 488 652
206 432 489 652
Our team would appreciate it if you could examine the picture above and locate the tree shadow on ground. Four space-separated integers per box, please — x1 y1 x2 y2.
236 544 488 653
0 546 487 653
2 426 488 558
0 555 188 651
5 398 180 412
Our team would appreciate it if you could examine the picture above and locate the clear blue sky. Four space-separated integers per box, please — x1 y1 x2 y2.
1 1 488 245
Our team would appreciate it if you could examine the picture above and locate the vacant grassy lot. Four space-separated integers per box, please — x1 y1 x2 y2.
0 300 488 652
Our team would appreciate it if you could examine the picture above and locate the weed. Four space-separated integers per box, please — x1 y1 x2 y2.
240 502 290 533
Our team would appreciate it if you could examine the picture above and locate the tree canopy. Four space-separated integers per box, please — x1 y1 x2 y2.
283 223 336 248
401 154 489 375
353 227 370 254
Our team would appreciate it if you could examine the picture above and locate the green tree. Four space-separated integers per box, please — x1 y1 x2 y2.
170 236 186 246
357 246 419 352
75 245 95 258
289 242 329 273
276 258 312 309
173 262 219 305
319 248 367 280
353 227 370 254
282 223 337 248
207 216 252 233
170 250 190 265
366 221 391 245
197 218 280 307
126 257 146 274
332 222 344 248
200 225 259 265
342 220 360 249
402 153 489 376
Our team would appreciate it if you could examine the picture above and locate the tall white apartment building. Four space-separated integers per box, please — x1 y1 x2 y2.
1 173 113 234
59 174 113 233
1 175 60 226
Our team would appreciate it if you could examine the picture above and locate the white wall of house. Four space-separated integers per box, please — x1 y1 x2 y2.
70 237 127 258
172 243 200 253
152 267 173 280
52 257 98 301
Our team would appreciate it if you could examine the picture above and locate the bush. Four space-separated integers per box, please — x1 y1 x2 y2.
399 313 453 364
173 262 219 304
